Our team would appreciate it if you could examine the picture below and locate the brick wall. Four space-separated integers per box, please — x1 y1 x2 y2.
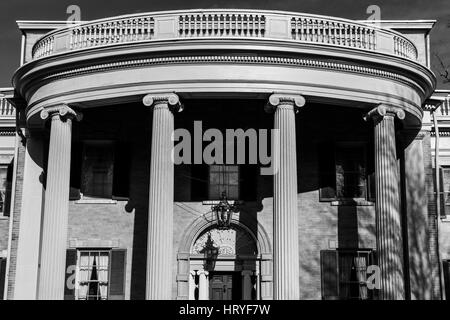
423 132 442 299
6 136 25 299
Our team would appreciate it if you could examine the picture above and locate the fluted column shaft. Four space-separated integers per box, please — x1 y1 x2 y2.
144 93 181 300
267 94 305 300
242 270 253 300
198 270 209 300
366 105 405 300
14 134 44 299
38 106 81 300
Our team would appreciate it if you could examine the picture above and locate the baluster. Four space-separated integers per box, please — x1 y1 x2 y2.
346 24 350 47
87 26 92 47
351 25 356 47
123 19 127 41
312 19 316 42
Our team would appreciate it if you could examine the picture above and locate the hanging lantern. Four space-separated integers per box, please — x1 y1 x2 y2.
211 191 235 229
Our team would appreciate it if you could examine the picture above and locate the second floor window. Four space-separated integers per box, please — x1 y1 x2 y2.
319 142 375 201
209 165 239 200
81 142 114 199
335 146 366 199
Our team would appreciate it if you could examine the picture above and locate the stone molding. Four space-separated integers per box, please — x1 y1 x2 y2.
364 104 406 122
39 105 83 122
42 55 413 86
265 93 305 113
142 93 183 113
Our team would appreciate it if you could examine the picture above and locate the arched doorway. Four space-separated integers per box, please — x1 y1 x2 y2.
176 212 273 300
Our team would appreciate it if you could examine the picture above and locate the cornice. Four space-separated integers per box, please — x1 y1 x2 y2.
14 37 435 102
41 55 413 85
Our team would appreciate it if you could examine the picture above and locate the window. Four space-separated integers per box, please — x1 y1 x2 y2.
319 143 374 201
0 162 12 216
77 250 110 300
321 249 375 300
64 248 127 300
335 146 366 199
208 165 239 200
81 142 114 199
440 167 450 216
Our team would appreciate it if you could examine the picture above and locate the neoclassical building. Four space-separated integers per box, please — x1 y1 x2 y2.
1 9 450 300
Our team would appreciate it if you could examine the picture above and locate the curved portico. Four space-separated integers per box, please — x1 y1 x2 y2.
11 9 436 300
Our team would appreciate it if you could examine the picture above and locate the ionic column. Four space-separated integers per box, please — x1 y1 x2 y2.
265 93 305 300
38 106 82 300
14 132 44 300
198 270 209 300
242 270 253 300
365 105 405 300
143 93 182 300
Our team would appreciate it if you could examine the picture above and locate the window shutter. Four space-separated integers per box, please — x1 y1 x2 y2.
320 250 339 300
69 142 82 200
0 258 6 300
112 142 131 200
191 164 209 200
109 249 126 300
444 260 450 299
64 249 77 300
3 161 13 217
240 165 258 201
318 143 336 200
366 144 375 201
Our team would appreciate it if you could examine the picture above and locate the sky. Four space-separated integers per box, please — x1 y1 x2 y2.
0 0 449 88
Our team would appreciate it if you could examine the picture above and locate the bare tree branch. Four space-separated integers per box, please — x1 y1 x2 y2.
434 53 450 83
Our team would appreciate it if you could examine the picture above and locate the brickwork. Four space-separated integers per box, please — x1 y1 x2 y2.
423 132 442 299
6 136 25 299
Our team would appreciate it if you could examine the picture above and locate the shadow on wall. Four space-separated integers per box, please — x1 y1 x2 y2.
401 131 433 300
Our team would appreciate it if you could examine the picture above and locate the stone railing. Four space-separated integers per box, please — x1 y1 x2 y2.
0 96 15 118
31 9 418 61
438 97 450 116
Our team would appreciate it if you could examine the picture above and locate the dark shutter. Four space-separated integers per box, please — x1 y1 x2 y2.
240 165 258 201
3 160 13 217
109 249 126 300
64 249 77 300
112 142 131 200
320 250 339 300
318 143 336 200
69 142 82 200
366 143 376 201
191 164 209 201
443 260 450 300
0 258 6 300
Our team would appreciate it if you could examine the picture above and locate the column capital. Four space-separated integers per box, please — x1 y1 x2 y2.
241 270 254 276
143 93 183 112
40 105 83 122
198 270 209 276
265 93 306 113
364 104 405 122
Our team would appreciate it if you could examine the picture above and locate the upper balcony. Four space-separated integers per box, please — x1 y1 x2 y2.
13 9 436 129
30 9 418 62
